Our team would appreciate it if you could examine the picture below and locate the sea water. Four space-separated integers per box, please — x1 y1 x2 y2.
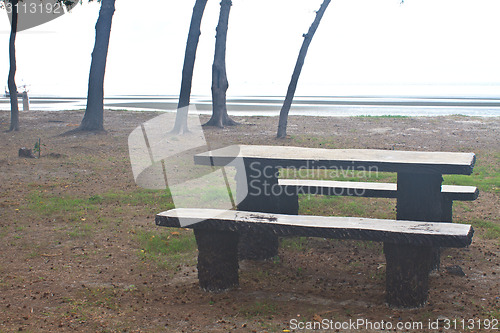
1 95 499 117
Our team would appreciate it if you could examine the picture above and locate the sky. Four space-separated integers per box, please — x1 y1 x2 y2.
1 0 500 97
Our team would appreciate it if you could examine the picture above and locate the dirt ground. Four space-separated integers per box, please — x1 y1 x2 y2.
0 110 499 332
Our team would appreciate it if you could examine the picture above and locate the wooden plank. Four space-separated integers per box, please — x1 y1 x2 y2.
156 208 473 248
278 179 479 201
194 145 476 175
441 185 479 201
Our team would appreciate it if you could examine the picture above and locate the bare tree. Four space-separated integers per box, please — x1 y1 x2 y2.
204 0 237 128
3 0 79 132
277 0 331 138
78 0 116 132
171 0 208 134
6 0 19 131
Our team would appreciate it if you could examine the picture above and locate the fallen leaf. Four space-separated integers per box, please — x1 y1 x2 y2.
313 314 322 322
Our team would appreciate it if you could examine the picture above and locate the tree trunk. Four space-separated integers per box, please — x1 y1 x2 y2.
8 0 19 132
79 0 116 132
204 0 237 128
171 0 208 134
277 0 331 138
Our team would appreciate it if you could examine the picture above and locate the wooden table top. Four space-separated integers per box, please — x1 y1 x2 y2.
194 145 475 175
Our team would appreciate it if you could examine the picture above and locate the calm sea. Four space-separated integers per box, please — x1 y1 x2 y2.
1 95 499 117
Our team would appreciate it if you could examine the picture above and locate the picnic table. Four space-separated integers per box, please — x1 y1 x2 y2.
157 145 476 308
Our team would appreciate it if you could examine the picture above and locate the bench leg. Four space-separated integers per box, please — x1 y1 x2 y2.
194 229 239 292
384 243 433 308
238 192 299 260
396 173 443 273
238 232 279 260
237 162 298 260
441 196 453 223
431 196 453 271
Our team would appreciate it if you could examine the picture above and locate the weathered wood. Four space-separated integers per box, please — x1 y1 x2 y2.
156 209 473 248
441 185 480 201
194 145 476 175
194 228 239 292
279 179 479 201
157 208 473 306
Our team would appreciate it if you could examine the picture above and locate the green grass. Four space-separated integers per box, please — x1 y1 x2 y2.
443 162 500 193
137 229 196 255
466 219 500 242
486 310 500 321
27 193 90 218
298 195 394 219
99 189 172 206
239 301 278 318
281 237 309 252
26 189 173 220
68 224 93 238
135 229 197 269
280 168 396 183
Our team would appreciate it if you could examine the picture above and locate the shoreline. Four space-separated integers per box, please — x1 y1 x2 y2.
1 95 500 116
1 109 498 153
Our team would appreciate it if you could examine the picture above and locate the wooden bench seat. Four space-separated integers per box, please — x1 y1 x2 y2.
279 179 479 201
278 179 478 223
156 208 474 308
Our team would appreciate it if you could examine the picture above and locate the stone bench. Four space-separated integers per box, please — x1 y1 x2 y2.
278 179 479 222
156 208 474 308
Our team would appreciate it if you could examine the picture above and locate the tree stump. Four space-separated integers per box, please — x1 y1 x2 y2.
18 147 35 158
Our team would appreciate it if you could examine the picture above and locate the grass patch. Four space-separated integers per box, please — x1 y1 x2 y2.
298 195 394 219
25 189 173 221
239 301 278 318
136 229 197 269
444 152 499 193
100 189 172 207
465 219 500 242
281 237 309 252
280 167 395 183
444 164 499 193
486 310 500 321
27 193 90 218
84 287 120 311
68 224 93 238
